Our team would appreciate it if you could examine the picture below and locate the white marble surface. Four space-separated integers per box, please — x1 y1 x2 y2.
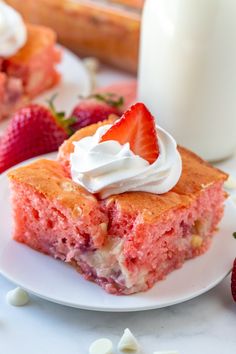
0 64 236 354
0 275 235 354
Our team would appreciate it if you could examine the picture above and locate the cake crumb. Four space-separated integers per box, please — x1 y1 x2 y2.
224 175 236 190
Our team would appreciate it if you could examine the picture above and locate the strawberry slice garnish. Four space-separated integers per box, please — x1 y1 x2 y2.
231 257 236 302
100 103 159 164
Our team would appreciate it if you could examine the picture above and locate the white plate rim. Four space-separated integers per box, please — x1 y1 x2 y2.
0 265 232 313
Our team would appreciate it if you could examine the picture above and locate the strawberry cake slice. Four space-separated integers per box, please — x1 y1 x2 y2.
2 24 61 99
0 23 61 121
8 104 228 295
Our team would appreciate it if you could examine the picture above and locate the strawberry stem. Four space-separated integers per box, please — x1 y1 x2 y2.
78 93 124 109
46 93 58 115
91 93 124 108
46 94 75 136
233 232 236 239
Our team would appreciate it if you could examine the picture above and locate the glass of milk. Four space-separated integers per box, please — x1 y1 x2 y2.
138 0 236 161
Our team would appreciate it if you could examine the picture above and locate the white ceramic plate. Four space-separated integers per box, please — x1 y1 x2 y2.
0 154 236 312
0 45 91 134
217 153 236 203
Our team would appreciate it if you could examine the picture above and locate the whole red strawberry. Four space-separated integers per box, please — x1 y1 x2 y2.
71 93 123 131
231 257 236 302
0 102 73 173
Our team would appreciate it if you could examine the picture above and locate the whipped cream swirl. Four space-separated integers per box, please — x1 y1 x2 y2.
70 124 182 199
0 2 27 57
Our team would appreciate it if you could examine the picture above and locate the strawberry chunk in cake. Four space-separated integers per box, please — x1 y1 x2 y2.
8 104 228 295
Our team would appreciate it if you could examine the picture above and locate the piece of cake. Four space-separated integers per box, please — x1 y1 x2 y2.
0 24 61 121
2 24 61 99
8 119 227 295
8 159 108 255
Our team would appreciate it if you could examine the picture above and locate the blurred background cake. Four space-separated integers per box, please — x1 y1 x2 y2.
6 0 145 73
0 2 61 121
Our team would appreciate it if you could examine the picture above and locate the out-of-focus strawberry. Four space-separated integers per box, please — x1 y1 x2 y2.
100 103 160 164
96 80 137 111
0 101 74 173
70 93 123 131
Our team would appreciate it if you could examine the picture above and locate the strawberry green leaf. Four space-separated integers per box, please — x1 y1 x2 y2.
89 93 124 108
46 94 75 136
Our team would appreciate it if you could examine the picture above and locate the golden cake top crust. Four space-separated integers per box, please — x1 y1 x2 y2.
9 120 228 224
8 24 57 63
173 146 228 194
105 146 228 222
8 159 99 217
58 119 228 222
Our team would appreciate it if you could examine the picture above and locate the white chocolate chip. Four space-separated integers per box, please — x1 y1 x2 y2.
118 328 140 352
82 193 96 202
224 175 236 190
105 197 115 207
6 287 29 306
153 352 179 354
191 235 203 248
75 205 82 216
89 338 113 354
61 181 75 192
201 182 213 189
100 222 108 234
